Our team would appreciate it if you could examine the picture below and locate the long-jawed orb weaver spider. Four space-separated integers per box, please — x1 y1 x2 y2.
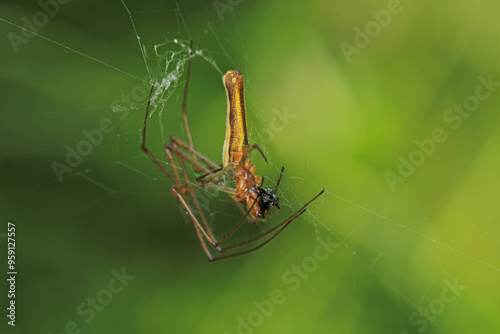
141 42 324 262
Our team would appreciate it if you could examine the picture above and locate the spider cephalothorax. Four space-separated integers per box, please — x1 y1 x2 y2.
257 187 280 218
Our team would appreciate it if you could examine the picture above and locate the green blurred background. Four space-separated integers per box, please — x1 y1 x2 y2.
1 0 499 333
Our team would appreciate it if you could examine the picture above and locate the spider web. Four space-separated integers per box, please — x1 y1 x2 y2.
1 0 499 333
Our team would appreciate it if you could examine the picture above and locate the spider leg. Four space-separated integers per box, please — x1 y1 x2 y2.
249 143 268 163
166 143 219 242
274 166 285 194
143 99 221 260
171 136 219 171
171 184 218 261
166 163 263 261
195 165 229 182
166 139 260 241
232 201 257 225
172 181 262 261
141 85 177 182
212 189 325 261
167 140 324 261
189 142 267 182
182 40 195 150
164 144 182 183
214 178 265 247
169 168 255 257
166 142 256 226
193 142 266 182
169 158 257 243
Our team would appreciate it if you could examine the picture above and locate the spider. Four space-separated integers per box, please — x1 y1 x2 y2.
141 42 324 261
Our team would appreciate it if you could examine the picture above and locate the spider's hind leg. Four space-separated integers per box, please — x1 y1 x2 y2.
212 189 325 261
